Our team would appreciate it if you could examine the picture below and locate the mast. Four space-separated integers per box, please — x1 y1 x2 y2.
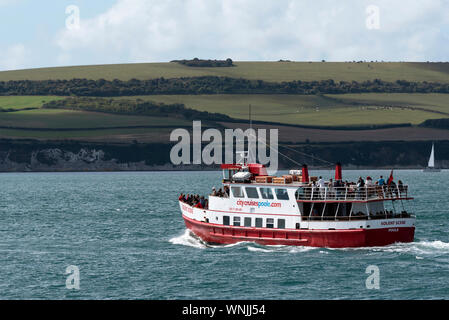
428 143 435 168
247 104 256 164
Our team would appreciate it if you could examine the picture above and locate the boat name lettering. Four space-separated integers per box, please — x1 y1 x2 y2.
381 220 406 226
182 205 193 214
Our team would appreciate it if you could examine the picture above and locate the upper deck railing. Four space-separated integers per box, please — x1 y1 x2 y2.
296 185 411 202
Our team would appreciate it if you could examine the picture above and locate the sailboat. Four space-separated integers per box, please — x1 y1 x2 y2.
423 143 441 172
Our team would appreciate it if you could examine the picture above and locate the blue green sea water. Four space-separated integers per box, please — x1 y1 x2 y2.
0 170 448 299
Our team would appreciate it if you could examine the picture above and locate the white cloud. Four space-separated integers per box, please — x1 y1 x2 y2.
55 0 449 64
0 44 27 71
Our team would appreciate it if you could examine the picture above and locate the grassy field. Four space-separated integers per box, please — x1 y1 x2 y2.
0 127 176 142
125 93 449 126
1 92 447 134
1 62 448 83
325 93 449 114
0 60 448 143
0 108 191 129
0 96 64 111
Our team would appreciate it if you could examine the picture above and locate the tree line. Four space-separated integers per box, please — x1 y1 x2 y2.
419 118 449 130
42 97 233 121
1 77 449 96
171 58 234 67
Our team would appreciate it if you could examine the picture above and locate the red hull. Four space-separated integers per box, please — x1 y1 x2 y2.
183 215 415 248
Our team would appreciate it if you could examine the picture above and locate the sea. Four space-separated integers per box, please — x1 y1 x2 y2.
0 170 448 300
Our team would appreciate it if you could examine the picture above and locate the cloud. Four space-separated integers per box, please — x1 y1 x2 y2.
55 0 449 64
0 44 27 71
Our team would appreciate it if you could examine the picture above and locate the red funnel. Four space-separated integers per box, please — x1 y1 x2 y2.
302 164 309 183
335 162 342 181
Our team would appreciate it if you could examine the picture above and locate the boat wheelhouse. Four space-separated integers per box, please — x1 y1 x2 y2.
179 162 415 248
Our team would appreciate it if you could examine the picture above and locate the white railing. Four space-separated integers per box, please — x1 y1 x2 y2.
302 211 414 221
296 185 409 202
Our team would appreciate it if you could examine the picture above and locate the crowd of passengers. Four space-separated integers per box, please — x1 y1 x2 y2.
210 186 230 197
299 175 407 200
179 193 208 209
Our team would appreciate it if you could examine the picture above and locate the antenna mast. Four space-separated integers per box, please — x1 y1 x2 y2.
249 104 252 130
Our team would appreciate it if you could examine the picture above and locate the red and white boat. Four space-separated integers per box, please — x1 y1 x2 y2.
179 159 415 248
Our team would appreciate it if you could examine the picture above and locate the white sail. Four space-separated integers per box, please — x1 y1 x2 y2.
428 144 435 168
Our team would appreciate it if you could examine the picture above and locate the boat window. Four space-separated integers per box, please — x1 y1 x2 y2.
223 216 230 225
245 187 259 199
336 203 351 217
275 188 290 200
244 217 252 227
260 187 274 199
277 219 286 229
231 186 244 198
302 202 312 217
233 216 241 226
255 218 263 228
266 218 274 228
311 203 325 218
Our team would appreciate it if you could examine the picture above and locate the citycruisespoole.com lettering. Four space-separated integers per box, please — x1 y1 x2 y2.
236 200 281 208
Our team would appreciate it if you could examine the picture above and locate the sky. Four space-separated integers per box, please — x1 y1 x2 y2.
0 0 448 71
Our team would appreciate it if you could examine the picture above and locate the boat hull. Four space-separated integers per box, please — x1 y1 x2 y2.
183 215 415 248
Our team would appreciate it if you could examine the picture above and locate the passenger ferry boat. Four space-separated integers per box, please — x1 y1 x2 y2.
179 158 415 248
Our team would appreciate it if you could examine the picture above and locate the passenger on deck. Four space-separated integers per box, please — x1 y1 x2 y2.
328 178 335 198
334 179 343 199
365 176 373 187
199 196 205 207
179 193 185 202
398 180 405 195
378 176 386 186
389 180 398 197
365 176 374 197
317 176 325 198
224 186 230 197
211 187 217 196
195 201 203 209
356 177 365 199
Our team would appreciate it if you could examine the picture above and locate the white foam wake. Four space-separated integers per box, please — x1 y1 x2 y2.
417 240 449 251
335 240 449 258
169 230 449 257
247 245 316 253
169 229 208 249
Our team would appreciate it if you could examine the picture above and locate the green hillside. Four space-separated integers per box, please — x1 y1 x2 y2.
1 62 448 143
116 93 449 126
0 96 64 111
1 61 448 83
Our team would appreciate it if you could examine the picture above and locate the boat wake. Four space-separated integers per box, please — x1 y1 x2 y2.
372 240 449 255
247 245 317 253
169 229 256 249
169 229 318 252
169 229 210 249
170 230 449 258
332 240 449 259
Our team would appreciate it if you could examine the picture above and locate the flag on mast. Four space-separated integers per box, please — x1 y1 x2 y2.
387 169 394 185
